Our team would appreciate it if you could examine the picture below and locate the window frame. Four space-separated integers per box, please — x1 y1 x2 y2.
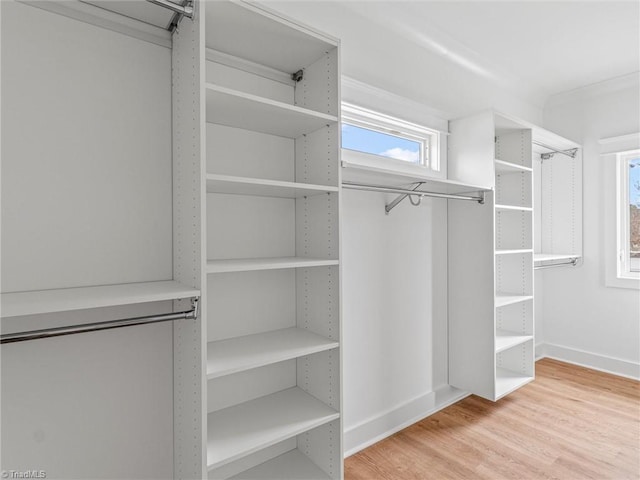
341 103 440 172
617 149 640 280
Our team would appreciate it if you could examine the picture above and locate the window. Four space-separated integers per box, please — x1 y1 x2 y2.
618 149 640 279
341 103 440 171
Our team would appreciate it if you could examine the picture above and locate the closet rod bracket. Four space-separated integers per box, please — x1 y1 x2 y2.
385 182 425 214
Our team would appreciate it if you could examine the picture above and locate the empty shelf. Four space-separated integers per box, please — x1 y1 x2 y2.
495 249 533 255
495 368 533 400
342 160 490 196
534 253 581 264
207 257 339 274
1 281 199 318
207 387 339 470
206 174 338 198
495 294 533 308
228 449 331 480
495 331 533 353
207 327 339 379
495 204 533 212
494 159 532 174
206 83 337 138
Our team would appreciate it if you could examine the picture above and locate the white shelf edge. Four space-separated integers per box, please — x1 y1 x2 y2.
495 331 534 353
494 159 533 173
207 327 339 379
0 281 200 318
495 249 534 255
206 387 340 471
534 253 581 264
205 83 338 123
207 257 339 274
206 173 338 197
341 159 492 193
495 368 534 400
495 294 533 308
495 204 533 212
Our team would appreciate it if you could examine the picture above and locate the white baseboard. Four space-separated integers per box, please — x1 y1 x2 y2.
344 391 436 457
344 385 470 457
539 342 640 380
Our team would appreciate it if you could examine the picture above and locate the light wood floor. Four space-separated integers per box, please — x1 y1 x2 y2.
345 358 640 480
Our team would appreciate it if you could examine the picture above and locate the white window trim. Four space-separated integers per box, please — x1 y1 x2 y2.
341 103 441 174
601 133 640 289
617 150 640 280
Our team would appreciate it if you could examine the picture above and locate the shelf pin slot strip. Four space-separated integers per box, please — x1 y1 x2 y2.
1 298 199 344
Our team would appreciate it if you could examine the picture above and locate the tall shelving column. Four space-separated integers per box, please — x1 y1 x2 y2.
202 2 342 479
448 111 535 401
493 127 535 399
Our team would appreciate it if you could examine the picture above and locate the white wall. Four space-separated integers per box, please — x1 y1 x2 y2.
541 74 640 378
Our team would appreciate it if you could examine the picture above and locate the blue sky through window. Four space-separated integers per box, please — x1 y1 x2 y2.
342 124 421 163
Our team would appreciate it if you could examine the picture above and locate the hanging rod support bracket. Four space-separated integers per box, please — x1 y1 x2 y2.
146 0 194 25
385 182 424 215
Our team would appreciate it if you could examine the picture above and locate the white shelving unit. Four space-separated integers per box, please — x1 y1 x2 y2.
448 111 535 401
203 2 342 479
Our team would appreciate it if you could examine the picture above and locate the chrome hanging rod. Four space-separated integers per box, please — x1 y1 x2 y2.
147 0 193 19
533 141 578 160
1 299 199 344
534 259 578 270
342 182 485 213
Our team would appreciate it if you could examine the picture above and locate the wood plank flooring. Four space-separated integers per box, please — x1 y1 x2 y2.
345 358 640 479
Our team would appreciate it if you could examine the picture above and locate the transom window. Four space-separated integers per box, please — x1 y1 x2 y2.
341 103 439 171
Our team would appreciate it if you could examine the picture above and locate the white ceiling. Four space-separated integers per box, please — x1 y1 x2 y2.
266 1 639 117
341 1 640 99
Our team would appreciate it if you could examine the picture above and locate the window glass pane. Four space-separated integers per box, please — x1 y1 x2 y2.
629 156 640 272
342 123 421 164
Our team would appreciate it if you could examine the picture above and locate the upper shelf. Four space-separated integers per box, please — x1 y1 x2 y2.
1 281 199 318
341 160 491 196
205 1 337 74
207 257 339 274
205 84 337 138
206 174 338 198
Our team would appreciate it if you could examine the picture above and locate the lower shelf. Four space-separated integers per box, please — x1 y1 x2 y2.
495 368 533 400
228 449 330 480
495 331 533 353
207 387 339 470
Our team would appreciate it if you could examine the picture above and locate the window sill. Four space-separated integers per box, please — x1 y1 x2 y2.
605 275 640 290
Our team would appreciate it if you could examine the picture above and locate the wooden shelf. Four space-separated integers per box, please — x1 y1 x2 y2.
0 281 199 318
495 294 533 308
205 83 337 138
495 368 534 400
207 387 339 470
207 257 338 274
495 249 533 255
494 159 532 174
534 253 581 265
495 331 533 353
228 449 330 480
495 204 533 212
206 174 337 198
341 160 490 196
207 327 339 379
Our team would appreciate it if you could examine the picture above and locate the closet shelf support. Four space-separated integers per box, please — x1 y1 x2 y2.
342 181 486 214
1 298 199 344
146 0 194 22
